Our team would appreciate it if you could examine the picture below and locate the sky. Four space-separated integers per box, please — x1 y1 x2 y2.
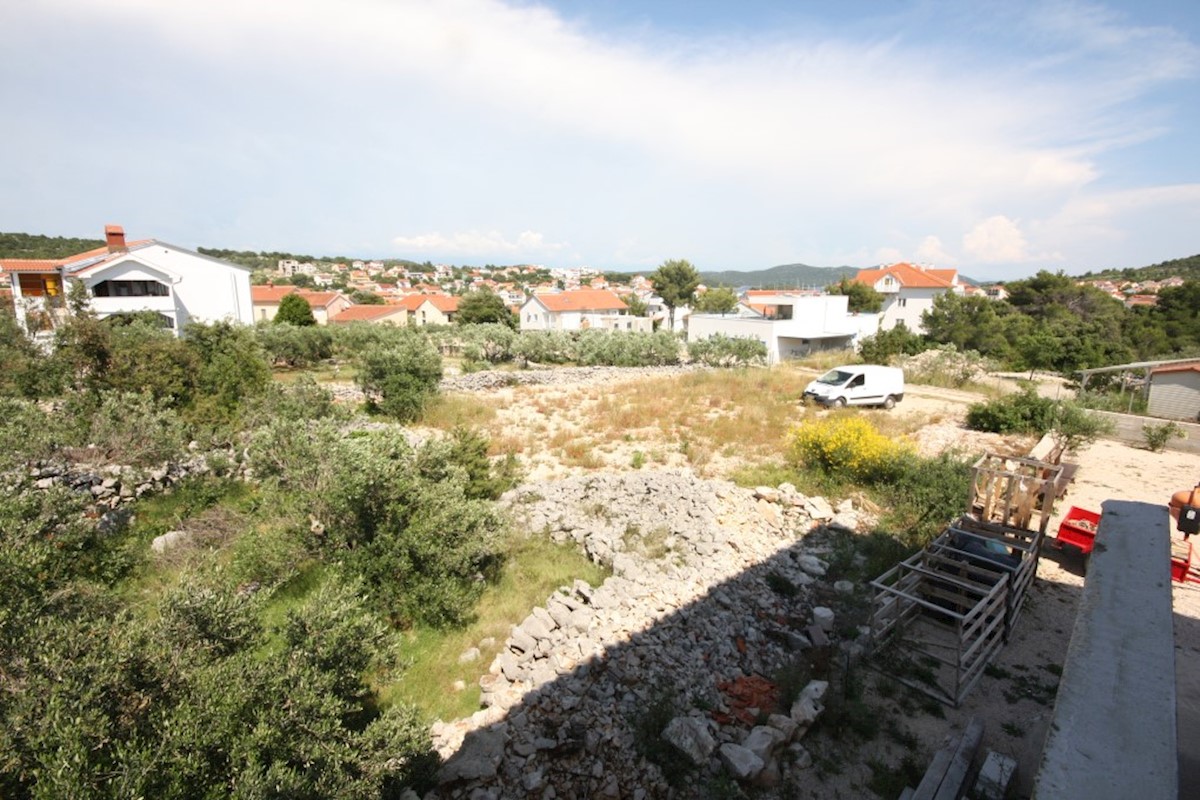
2 0 1198 280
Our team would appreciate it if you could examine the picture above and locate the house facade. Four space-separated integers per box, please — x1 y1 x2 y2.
852 262 962 333
520 289 630 331
1148 363 1200 421
250 286 352 325
412 295 459 326
1 225 253 335
688 294 879 364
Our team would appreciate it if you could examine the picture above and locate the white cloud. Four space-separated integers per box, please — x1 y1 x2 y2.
873 247 905 264
391 229 566 257
915 235 956 265
962 216 1030 263
5 1 1199 274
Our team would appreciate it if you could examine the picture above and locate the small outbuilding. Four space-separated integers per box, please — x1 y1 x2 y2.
1148 362 1200 422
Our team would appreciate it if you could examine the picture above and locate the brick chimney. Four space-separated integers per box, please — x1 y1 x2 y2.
105 224 126 253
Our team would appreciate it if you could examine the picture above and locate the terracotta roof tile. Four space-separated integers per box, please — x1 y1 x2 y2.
533 289 627 312
330 305 408 323
854 262 958 290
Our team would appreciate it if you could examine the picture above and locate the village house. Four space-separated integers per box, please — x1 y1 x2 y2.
250 285 352 325
852 262 963 333
412 294 459 326
329 304 409 326
688 292 878 364
519 289 636 331
1 224 253 336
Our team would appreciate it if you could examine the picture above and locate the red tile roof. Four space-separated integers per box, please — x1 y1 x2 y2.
534 289 627 313
330 305 408 323
250 286 344 308
420 295 460 313
854 262 958 290
395 294 430 311
1150 362 1200 376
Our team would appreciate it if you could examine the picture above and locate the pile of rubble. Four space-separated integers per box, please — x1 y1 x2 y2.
428 471 873 798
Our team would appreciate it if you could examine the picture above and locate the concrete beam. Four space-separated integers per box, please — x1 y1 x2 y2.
1034 500 1177 799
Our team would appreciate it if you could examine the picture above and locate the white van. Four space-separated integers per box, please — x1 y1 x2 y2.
802 365 905 409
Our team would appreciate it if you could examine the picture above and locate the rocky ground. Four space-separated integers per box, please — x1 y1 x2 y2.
415 364 1198 800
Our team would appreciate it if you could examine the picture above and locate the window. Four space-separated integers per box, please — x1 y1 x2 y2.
92 280 169 298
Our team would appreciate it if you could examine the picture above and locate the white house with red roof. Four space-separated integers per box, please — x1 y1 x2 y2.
519 289 639 331
852 262 963 333
250 285 352 325
1 225 253 336
412 294 460 326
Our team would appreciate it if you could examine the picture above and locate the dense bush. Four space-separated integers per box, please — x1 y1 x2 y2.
274 292 317 326
460 322 517 366
787 415 913 482
182 321 272 427
83 391 188 467
965 385 1055 434
512 330 576 364
0 576 439 799
254 321 333 367
576 329 681 367
355 332 443 421
856 322 924 364
686 334 767 367
249 425 508 628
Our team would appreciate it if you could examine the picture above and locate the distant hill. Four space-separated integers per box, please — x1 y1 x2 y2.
698 263 859 289
1076 254 1200 283
0 232 104 259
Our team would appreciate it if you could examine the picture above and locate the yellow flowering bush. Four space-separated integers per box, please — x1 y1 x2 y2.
787 416 912 481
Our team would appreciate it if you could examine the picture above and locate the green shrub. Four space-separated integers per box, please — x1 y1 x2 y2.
576 329 681 367
159 577 262 657
182 321 272 428
512 330 577 364
1143 420 1185 452
355 332 442 421
857 322 924 364
274 292 316 326
254 321 333 367
459 323 516 364
84 391 188 467
687 334 768 367
966 385 1054 434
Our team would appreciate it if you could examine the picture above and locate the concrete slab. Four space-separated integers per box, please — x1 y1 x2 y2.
1033 500 1177 799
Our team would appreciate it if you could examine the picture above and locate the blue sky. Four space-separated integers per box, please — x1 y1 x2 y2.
2 0 1198 280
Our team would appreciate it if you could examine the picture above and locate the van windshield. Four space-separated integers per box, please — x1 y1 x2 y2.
816 369 854 385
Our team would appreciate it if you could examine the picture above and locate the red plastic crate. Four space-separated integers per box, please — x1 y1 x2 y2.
1172 541 1194 584
1056 506 1102 554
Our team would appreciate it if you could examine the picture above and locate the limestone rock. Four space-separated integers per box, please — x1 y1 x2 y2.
662 716 716 766
719 742 764 781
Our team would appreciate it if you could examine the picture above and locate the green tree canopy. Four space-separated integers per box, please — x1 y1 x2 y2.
625 295 649 317
650 259 700 329
826 277 884 313
456 289 515 328
694 286 739 314
350 290 385 305
274 293 316 326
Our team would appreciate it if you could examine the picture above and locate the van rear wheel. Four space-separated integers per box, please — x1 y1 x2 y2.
883 395 896 410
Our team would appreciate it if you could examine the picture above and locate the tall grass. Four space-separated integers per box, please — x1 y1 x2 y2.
376 533 610 720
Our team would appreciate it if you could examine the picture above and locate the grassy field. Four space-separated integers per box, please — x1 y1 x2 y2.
377 532 610 721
